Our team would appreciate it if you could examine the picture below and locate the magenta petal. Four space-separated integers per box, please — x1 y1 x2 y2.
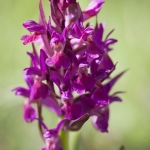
91 86 109 105
105 39 118 45
40 49 48 72
50 0 64 27
71 24 82 38
81 27 94 41
90 57 101 75
110 96 122 103
86 41 104 58
92 106 109 132
60 53 71 69
65 3 82 26
81 74 95 92
39 0 47 26
40 83 50 99
21 34 40 45
102 53 114 70
50 70 64 82
45 57 53 67
23 74 34 89
61 90 72 100
94 23 105 43
50 71 63 92
61 26 69 42
46 52 70 69
83 0 104 21
27 52 38 67
64 70 71 89
71 103 83 120
30 82 50 100
61 103 72 120
23 20 44 32
12 87 30 98
24 103 36 122
24 67 42 76
30 82 41 100
49 53 61 69
80 95 96 113
73 80 85 94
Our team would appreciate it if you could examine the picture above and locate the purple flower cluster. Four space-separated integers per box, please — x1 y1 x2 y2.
13 0 125 149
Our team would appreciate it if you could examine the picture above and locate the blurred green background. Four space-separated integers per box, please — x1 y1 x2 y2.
0 0 150 150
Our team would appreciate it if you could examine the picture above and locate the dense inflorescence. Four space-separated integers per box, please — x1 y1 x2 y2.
13 0 125 149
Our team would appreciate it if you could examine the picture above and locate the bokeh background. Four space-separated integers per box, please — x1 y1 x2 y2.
0 0 150 150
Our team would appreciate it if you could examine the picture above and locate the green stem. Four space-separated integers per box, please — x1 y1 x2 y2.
60 130 69 150
70 131 80 150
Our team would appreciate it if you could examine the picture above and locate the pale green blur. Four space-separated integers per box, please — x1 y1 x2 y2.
0 0 150 150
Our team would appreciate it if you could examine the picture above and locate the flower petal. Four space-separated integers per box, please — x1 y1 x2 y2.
21 34 41 45
83 0 104 21
23 20 45 32
27 51 38 67
24 67 42 76
40 49 48 73
12 87 30 97
92 106 109 132
24 103 36 122
50 0 64 27
91 86 109 105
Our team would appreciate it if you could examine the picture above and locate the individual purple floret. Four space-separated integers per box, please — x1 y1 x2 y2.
39 119 67 150
13 0 125 149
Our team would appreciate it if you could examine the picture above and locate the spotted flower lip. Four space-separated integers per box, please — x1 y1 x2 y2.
14 0 125 149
